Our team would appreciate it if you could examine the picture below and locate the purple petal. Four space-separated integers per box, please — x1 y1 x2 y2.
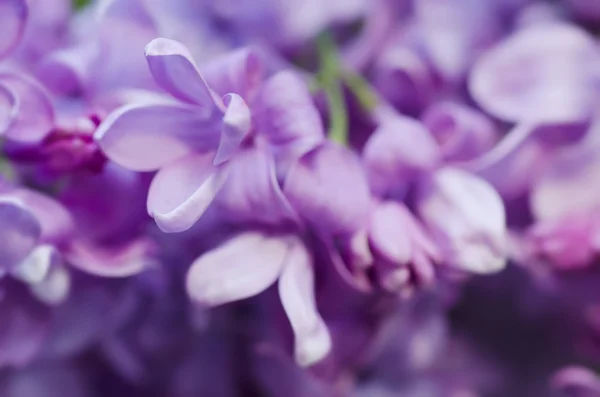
528 216 599 270
363 114 441 198
464 123 586 199
0 199 40 273
145 38 216 108
37 42 100 97
10 244 57 285
201 46 264 100
95 102 221 171
213 93 252 165
0 72 54 143
216 147 298 226
9 189 74 243
369 202 414 265
416 167 507 274
415 0 500 81
90 0 158 93
147 153 230 233
255 71 324 149
531 136 600 222
373 44 435 117
0 83 16 133
27 253 70 306
552 366 600 396
470 23 600 123
421 102 497 162
0 0 28 59
65 238 154 277
186 232 290 306
278 241 331 367
284 143 371 237
463 123 544 199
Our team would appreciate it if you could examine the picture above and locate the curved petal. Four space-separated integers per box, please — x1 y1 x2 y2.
255 71 324 146
421 102 497 162
28 257 70 306
284 143 372 237
10 188 74 243
470 23 600 123
201 46 264 100
552 366 600 396
95 102 221 171
11 244 56 285
373 45 435 117
254 71 324 167
463 123 586 199
0 0 28 59
0 199 41 273
0 72 54 143
216 147 298 226
0 83 16 133
145 38 215 109
213 93 252 165
363 114 441 197
147 153 230 233
65 238 154 277
369 202 413 265
186 232 290 306
37 42 100 96
278 241 331 367
416 167 507 274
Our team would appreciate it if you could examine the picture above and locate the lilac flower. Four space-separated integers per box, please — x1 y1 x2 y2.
186 231 331 367
368 201 440 295
421 101 497 163
363 112 508 275
0 185 73 306
97 38 324 233
470 22 600 125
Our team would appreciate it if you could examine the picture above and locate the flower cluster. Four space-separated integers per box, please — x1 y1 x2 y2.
1 0 600 395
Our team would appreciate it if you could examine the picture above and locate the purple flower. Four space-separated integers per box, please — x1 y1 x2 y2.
368 201 440 295
416 167 507 274
470 22 600 125
186 231 331 367
363 112 508 275
97 38 324 233
0 185 73 305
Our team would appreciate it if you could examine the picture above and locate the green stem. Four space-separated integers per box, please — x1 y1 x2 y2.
73 0 91 10
342 72 379 112
316 33 349 145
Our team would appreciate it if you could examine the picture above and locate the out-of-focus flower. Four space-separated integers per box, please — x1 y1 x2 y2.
470 23 600 126
186 231 331 367
363 112 508 276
